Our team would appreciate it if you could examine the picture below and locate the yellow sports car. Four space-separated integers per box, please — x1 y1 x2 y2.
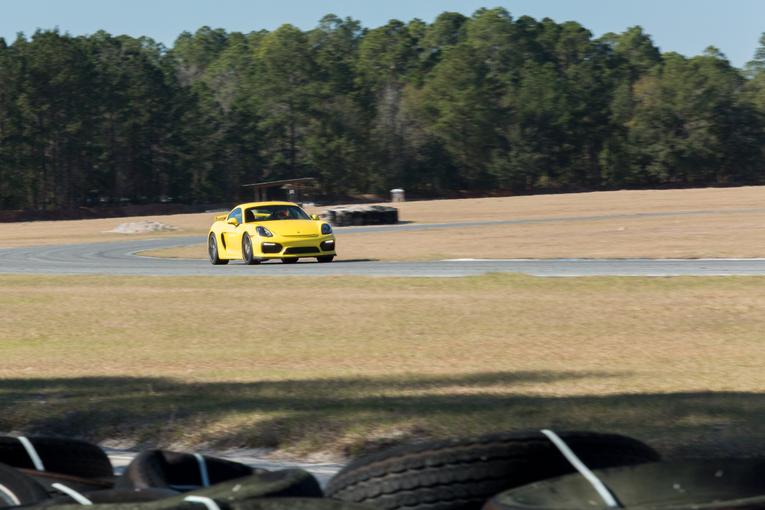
207 201 336 265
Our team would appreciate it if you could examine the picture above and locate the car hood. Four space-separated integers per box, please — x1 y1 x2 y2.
258 220 321 237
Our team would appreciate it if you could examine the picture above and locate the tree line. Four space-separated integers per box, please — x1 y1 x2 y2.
2 8 765 211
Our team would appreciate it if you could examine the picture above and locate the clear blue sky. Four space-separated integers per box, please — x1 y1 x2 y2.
2 0 763 68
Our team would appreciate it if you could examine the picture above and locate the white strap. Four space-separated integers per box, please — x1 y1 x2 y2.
0 483 21 506
193 453 210 488
17 437 45 472
540 429 621 508
185 496 221 510
51 483 93 505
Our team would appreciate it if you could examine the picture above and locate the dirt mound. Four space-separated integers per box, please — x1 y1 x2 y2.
106 221 180 234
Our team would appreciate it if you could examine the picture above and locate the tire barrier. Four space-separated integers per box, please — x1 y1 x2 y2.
0 462 49 506
116 450 261 491
3 432 765 510
325 431 660 510
0 436 114 494
321 206 398 227
484 459 765 510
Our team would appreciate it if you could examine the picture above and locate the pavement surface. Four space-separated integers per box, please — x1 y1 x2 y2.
3 212 765 277
2 234 765 277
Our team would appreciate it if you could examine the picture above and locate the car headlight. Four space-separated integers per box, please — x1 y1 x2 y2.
321 223 332 235
256 226 273 237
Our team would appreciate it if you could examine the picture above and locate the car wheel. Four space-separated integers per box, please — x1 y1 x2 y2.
317 256 335 263
242 235 260 265
208 234 228 265
281 258 299 264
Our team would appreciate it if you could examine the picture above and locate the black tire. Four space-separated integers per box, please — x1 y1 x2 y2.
228 499 377 510
0 436 113 481
116 450 257 491
325 431 660 510
183 469 322 501
48 487 179 505
208 234 229 265
101 470 322 509
42 498 374 510
242 236 260 265
281 258 299 264
485 459 765 510
0 462 49 506
317 256 334 263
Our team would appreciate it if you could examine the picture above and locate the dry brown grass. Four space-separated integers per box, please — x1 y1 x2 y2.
0 212 213 248
1 273 764 456
3 185 765 251
382 185 765 222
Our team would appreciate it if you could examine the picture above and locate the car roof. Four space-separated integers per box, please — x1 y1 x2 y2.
235 201 299 209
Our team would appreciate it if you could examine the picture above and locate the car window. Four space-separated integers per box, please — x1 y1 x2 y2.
244 205 310 221
227 207 243 224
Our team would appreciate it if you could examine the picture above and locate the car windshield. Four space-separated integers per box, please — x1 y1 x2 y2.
244 205 310 222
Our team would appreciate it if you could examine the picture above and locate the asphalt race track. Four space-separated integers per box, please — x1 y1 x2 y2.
3 232 765 277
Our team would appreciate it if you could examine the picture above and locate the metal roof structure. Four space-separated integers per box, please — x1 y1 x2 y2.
241 177 317 201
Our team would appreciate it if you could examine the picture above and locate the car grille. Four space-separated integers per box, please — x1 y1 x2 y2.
284 247 320 255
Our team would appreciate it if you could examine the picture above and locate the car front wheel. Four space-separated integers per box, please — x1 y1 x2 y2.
242 235 260 265
208 234 228 265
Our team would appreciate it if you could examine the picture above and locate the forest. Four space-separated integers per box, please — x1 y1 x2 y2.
2 8 765 210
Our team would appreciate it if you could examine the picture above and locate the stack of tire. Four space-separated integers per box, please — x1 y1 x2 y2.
322 206 398 227
0 437 336 510
1 432 764 510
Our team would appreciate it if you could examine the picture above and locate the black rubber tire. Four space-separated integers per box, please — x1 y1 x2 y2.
228 499 377 510
325 431 660 510
485 459 765 510
182 469 323 501
0 462 49 506
242 236 260 265
208 234 229 265
281 258 299 264
101 470 321 510
317 256 335 263
47 487 179 505
0 436 113 480
40 498 374 510
116 450 257 491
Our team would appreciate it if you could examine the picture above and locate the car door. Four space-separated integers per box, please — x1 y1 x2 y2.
221 207 243 258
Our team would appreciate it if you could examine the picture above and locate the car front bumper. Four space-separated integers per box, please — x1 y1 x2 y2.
254 235 336 258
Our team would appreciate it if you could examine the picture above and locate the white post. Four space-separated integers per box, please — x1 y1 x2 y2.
390 188 405 203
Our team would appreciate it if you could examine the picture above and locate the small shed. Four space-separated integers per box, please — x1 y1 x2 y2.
241 178 318 202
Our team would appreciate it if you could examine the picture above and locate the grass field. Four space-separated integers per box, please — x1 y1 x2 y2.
1 273 763 458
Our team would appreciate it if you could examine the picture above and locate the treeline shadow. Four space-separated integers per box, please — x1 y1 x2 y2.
1 370 763 458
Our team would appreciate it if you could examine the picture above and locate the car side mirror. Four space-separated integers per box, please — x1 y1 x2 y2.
227 217 239 226
310 214 320 221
